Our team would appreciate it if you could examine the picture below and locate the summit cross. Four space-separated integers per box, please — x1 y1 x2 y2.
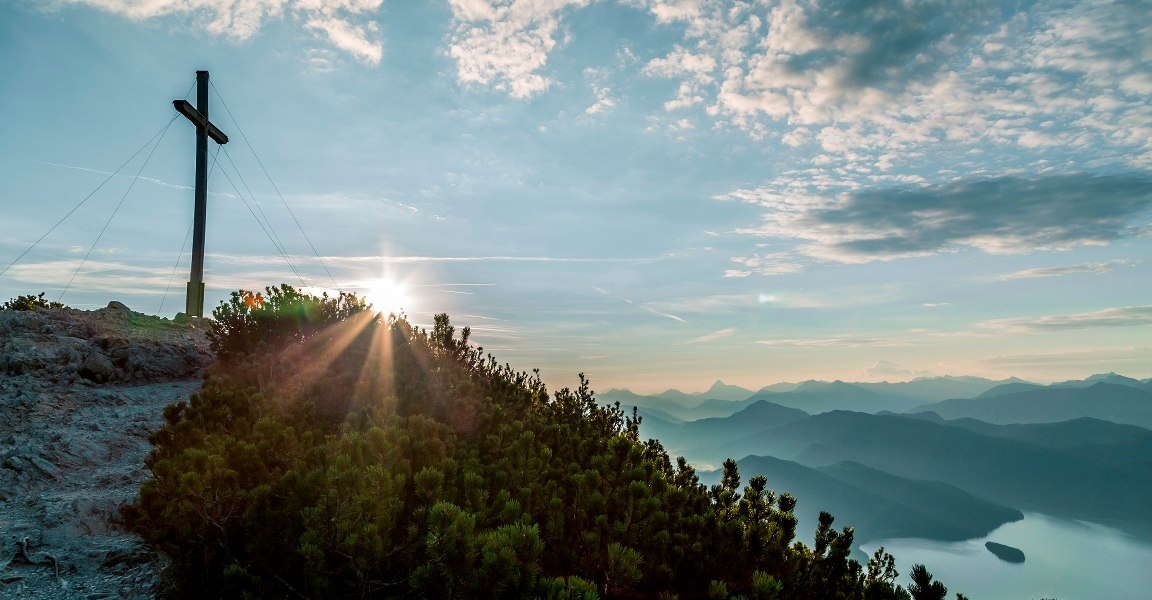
173 70 229 318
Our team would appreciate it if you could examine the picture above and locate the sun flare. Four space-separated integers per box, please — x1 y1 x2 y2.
364 278 410 317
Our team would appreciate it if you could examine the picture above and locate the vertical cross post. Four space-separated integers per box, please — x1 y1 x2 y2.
173 70 229 318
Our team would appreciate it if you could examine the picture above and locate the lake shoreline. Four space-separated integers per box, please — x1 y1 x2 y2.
860 512 1152 600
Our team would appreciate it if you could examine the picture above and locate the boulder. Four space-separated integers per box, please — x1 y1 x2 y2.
79 352 116 383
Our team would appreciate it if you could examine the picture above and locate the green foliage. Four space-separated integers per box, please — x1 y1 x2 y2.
206 284 370 356
127 284 950 599
751 571 783 600
2 292 65 310
908 564 948 600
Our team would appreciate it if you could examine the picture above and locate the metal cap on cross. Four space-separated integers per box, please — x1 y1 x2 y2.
173 71 229 318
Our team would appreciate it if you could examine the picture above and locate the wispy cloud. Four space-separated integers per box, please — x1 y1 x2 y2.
32 159 235 198
720 174 1152 264
4 259 181 296
968 347 1152 368
679 327 736 345
979 305 1152 333
994 259 1137 281
756 336 902 348
57 0 384 64
862 360 934 380
647 284 906 314
724 252 805 278
593 287 686 323
211 253 657 265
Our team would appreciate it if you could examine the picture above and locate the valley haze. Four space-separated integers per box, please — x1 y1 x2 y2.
600 372 1152 597
601 374 1152 541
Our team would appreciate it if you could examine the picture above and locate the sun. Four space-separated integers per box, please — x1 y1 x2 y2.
363 278 410 317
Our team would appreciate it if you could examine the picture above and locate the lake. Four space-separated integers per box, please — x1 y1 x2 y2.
860 512 1152 600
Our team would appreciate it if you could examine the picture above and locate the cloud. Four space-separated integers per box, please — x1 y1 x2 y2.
214 253 657 266
641 44 716 110
979 305 1152 333
638 0 998 127
306 14 383 64
679 327 736 345
593 286 686 323
634 1 1152 170
31 159 235 198
3 259 185 296
585 84 617 114
721 174 1152 263
862 359 933 379
58 0 384 64
446 0 589 98
994 259 1137 281
756 336 902 348
724 251 805 277
970 347 1152 368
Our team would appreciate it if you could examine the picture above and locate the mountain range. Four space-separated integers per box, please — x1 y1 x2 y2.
602 373 1152 543
601 375 1029 421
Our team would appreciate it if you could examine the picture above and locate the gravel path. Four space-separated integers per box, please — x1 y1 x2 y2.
1 303 211 599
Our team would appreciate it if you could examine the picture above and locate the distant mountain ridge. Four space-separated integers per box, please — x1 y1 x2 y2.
913 382 1152 429
613 372 1152 546
699 456 1022 544
978 372 1152 398
708 410 1152 530
640 400 809 457
653 380 757 404
601 375 1026 420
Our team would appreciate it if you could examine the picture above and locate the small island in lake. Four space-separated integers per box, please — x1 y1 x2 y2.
985 541 1026 563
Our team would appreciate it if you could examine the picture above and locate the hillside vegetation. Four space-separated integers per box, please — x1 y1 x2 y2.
125 285 957 599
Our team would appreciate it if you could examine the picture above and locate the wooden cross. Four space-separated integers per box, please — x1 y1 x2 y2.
173 70 229 318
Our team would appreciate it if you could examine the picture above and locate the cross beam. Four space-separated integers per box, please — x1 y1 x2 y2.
173 70 229 318
173 100 229 145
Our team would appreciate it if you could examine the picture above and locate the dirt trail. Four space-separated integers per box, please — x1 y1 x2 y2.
1 303 211 599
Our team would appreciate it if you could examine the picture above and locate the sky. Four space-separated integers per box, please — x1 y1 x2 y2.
1 0 1150 393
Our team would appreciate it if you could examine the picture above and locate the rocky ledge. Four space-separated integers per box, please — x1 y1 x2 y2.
0 302 212 599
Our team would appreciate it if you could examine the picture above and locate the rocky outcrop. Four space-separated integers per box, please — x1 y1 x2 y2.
0 302 211 384
0 303 211 598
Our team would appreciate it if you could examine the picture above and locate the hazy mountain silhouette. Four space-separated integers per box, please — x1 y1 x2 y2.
600 386 763 421
856 376 1023 402
704 411 1151 531
750 381 922 414
654 380 757 404
698 455 1022 543
978 373 1150 399
912 382 1152 429
604 376 1018 421
652 400 809 457
1057 372 1148 390
756 382 802 394
976 382 1046 398
903 413 1152 448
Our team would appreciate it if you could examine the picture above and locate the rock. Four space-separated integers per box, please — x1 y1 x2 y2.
27 455 59 479
5 455 32 473
105 301 131 312
79 353 115 383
